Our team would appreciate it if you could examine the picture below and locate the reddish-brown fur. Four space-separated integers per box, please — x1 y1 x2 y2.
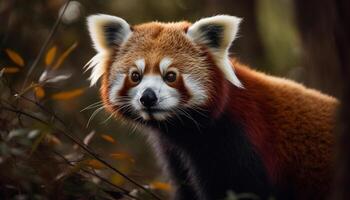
100 22 215 112
228 61 338 199
97 21 338 199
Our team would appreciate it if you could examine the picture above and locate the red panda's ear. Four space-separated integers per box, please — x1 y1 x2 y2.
187 15 243 88
87 14 132 53
86 14 132 86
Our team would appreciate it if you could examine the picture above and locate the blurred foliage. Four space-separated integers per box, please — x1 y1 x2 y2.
0 44 169 199
256 0 301 75
0 0 307 199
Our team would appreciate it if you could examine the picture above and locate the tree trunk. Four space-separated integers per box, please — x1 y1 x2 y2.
295 0 350 199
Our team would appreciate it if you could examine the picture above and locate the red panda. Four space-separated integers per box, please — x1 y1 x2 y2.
86 14 339 200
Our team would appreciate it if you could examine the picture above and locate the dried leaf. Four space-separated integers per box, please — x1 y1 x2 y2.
5 49 25 67
52 42 78 70
39 70 49 82
83 131 95 145
110 152 135 163
30 132 48 155
46 74 71 83
150 181 171 191
51 88 85 100
0 68 4 77
55 161 85 181
28 130 40 139
7 129 27 140
34 86 45 99
45 46 57 66
27 129 40 139
45 134 62 146
39 70 71 83
110 173 125 186
101 134 116 143
64 152 83 162
86 159 106 169
1 67 20 73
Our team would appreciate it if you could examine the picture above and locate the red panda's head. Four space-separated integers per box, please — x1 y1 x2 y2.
86 14 242 122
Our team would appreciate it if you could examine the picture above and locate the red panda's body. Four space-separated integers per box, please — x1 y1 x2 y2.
229 62 337 199
86 15 339 200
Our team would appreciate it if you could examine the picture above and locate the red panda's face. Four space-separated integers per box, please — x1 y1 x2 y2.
87 15 242 122
106 25 211 121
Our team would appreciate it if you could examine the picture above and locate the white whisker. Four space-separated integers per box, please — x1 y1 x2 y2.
86 106 105 127
81 101 104 112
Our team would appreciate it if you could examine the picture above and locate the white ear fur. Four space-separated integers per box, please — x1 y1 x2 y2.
187 15 243 88
86 14 132 86
87 14 132 52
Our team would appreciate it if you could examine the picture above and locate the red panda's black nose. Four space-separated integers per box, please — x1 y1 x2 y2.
140 88 158 108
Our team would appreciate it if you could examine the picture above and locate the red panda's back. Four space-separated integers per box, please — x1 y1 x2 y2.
234 62 338 199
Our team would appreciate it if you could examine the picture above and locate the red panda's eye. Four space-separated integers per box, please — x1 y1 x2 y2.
164 72 177 83
131 71 141 83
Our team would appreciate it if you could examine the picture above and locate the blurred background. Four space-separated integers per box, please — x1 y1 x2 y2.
0 0 349 199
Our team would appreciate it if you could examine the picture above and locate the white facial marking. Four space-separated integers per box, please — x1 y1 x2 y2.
109 74 127 104
135 58 145 73
159 57 172 74
128 74 180 120
183 74 208 106
152 112 171 121
140 111 150 120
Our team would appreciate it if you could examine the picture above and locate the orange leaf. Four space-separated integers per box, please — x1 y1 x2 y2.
101 134 116 143
52 42 78 70
86 159 106 169
109 165 129 186
5 49 25 67
34 86 45 99
110 173 125 186
45 134 62 146
51 88 85 100
45 46 57 66
110 152 135 163
150 181 172 191
2 67 20 73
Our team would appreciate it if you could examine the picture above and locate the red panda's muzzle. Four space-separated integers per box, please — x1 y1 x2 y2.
140 88 158 108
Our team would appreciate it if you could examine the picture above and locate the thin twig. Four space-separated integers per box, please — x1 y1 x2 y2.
1 0 162 195
0 105 163 200
15 94 67 127
53 150 141 200
22 0 72 90
12 94 162 199
10 91 161 200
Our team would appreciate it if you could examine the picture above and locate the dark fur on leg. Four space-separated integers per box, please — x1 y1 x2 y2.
149 112 275 200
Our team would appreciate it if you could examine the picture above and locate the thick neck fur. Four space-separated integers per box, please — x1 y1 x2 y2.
146 77 278 199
